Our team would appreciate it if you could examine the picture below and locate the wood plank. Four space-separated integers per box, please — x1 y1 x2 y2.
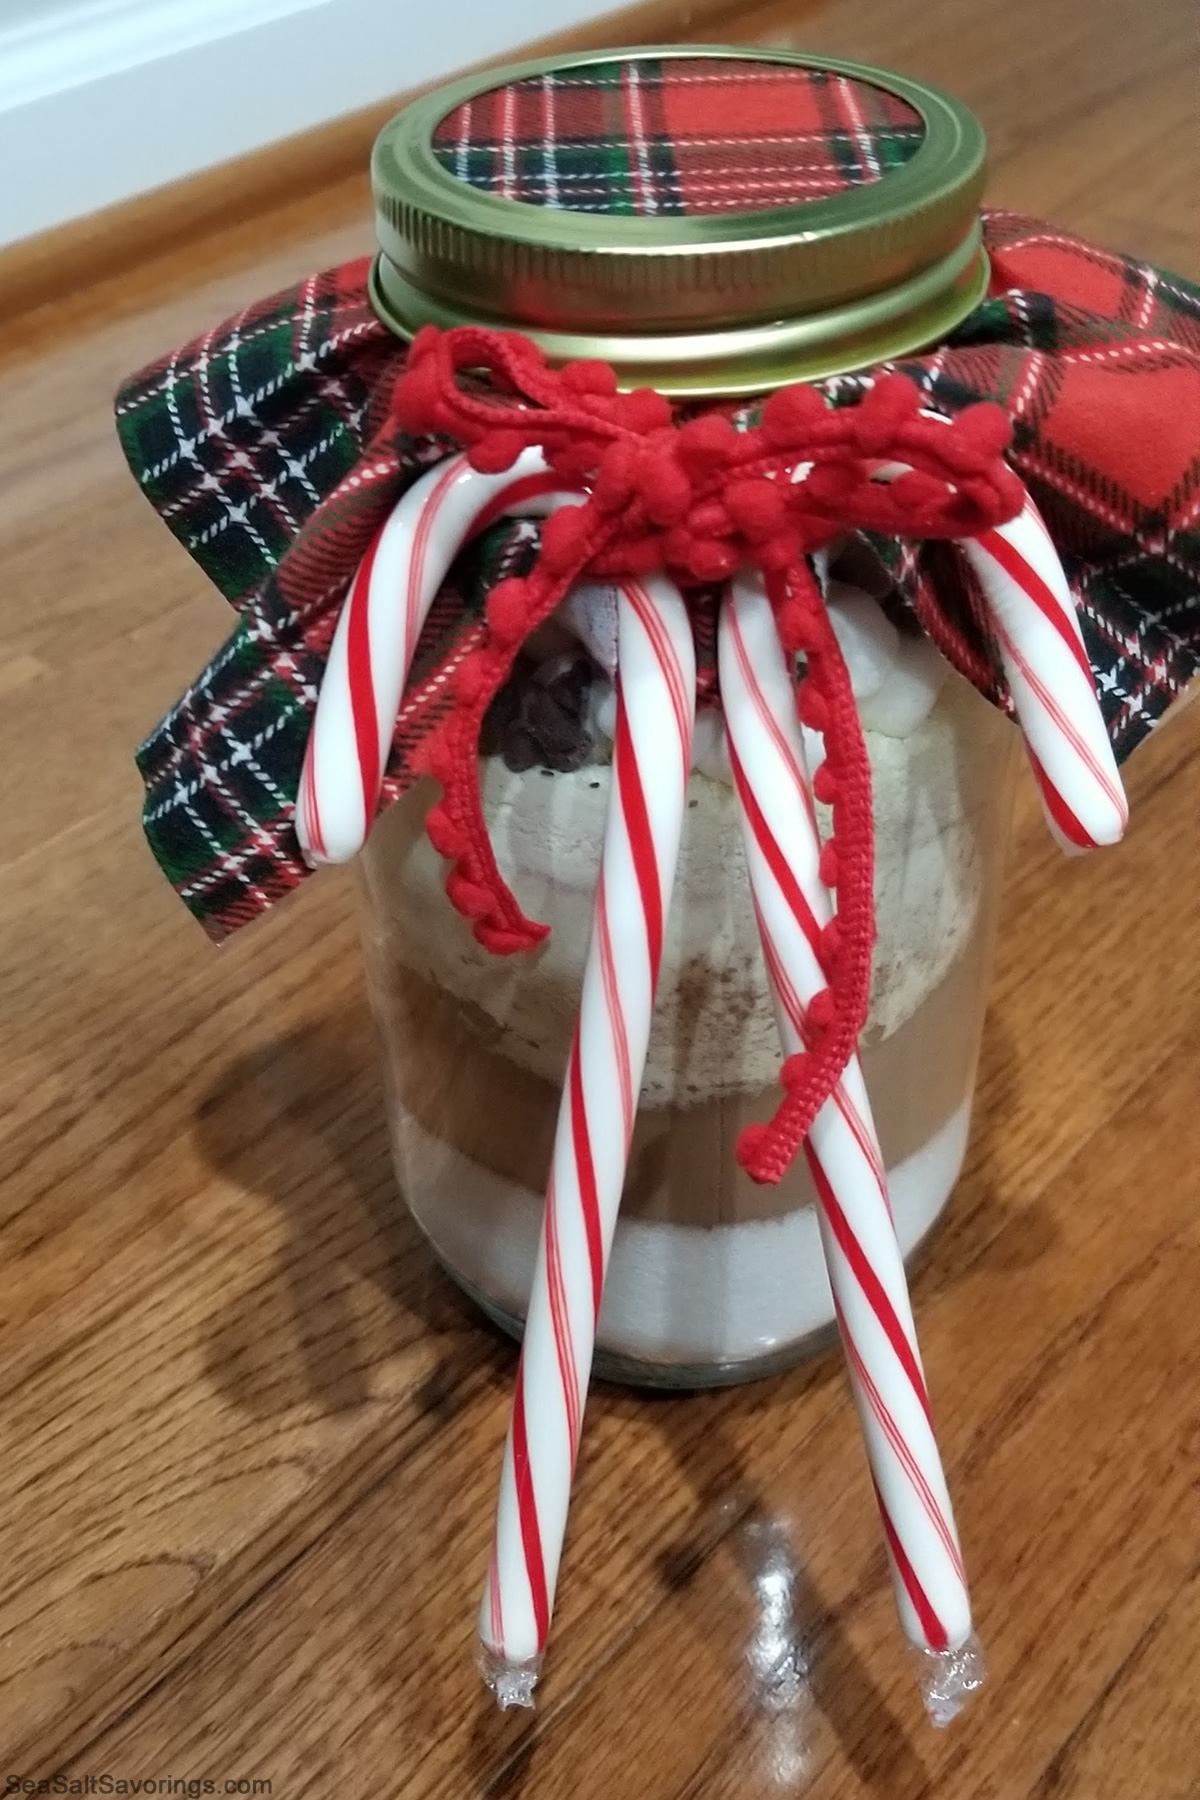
66 1033 1200 1798
1025 1567 1200 1800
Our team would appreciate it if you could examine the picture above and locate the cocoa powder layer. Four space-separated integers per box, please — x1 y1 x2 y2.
363 909 995 1226
357 667 1015 1228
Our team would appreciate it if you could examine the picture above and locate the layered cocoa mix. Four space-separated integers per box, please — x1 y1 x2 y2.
358 553 1015 1378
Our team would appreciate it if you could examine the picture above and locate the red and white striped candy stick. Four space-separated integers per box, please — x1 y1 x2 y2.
959 497 1128 852
719 569 983 1726
873 418 1128 855
478 573 696 1708
296 448 577 866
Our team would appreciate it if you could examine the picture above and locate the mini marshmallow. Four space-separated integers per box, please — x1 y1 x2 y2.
823 579 902 700
857 633 951 738
559 582 620 676
801 725 826 776
692 708 732 783
591 681 735 786
589 676 618 745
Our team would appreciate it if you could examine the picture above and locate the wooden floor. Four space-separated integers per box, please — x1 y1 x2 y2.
1 0 1198 1792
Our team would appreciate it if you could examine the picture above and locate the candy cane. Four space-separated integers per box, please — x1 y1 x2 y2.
873 416 1127 855
719 569 983 1726
960 499 1128 852
478 574 696 1708
296 449 579 866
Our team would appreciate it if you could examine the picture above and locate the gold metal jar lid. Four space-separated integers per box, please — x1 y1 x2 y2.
370 45 989 396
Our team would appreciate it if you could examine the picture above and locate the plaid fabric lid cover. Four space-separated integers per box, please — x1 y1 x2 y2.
431 55 925 215
116 206 1200 941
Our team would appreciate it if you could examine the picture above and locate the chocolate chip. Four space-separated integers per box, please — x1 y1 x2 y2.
503 726 540 773
481 641 600 775
479 652 532 758
505 654 595 772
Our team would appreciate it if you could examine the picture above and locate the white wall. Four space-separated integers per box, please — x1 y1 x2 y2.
0 0 619 250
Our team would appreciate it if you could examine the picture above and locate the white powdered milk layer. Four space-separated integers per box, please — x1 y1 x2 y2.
377 673 991 1106
400 1098 973 1366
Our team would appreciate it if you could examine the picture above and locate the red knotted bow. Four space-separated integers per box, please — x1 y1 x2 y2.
393 325 1025 1182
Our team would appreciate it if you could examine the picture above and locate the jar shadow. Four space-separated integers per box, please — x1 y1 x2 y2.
192 1003 505 1423
192 1002 536 1787
909 1007 1063 1301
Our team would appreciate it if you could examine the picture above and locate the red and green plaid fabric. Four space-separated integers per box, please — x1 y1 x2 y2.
115 210 1200 941
431 56 924 215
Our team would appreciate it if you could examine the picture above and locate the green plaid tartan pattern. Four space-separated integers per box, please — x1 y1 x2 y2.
432 55 925 215
116 212 1200 940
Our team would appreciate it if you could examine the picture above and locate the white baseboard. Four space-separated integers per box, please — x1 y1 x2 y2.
0 0 620 250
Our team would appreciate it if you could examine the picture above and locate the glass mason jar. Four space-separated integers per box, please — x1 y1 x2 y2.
356 46 1018 1385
